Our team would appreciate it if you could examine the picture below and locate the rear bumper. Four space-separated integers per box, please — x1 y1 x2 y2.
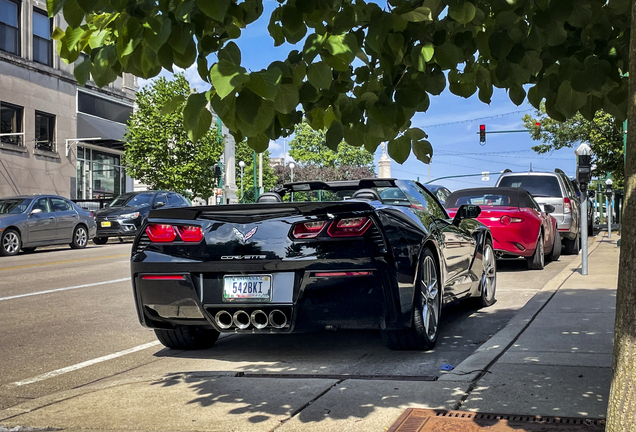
487 226 537 258
131 255 405 333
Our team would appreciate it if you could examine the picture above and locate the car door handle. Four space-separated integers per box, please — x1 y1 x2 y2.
49 217 55 220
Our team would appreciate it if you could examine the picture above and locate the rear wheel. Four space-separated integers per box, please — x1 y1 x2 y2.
563 233 580 255
154 325 220 350
526 232 545 270
476 241 497 307
70 225 88 249
92 237 108 245
548 231 562 262
382 248 441 350
0 229 21 256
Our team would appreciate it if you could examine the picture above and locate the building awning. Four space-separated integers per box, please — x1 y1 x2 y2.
77 113 128 151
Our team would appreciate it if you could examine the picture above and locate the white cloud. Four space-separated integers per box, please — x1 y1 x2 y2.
137 65 210 92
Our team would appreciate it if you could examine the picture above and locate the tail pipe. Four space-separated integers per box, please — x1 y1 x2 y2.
232 310 251 330
215 310 233 329
268 309 287 329
250 310 269 329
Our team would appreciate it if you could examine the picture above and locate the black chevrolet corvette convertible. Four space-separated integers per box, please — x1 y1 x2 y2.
131 178 497 350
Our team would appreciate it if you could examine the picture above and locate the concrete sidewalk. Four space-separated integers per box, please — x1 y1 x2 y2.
0 233 620 432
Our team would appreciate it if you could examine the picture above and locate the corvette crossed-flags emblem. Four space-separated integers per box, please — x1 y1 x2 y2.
233 227 258 244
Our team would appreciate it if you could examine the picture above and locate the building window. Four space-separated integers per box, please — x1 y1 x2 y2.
35 111 55 151
0 0 20 55
32 8 52 66
0 102 23 146
78 91 133 124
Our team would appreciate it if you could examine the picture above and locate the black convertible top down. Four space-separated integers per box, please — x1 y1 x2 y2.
131 178 497 351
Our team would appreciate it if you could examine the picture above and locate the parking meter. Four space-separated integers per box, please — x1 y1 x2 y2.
577 154 592 186
575 144 592 275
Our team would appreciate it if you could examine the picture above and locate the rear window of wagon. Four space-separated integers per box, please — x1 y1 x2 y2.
497 175 562 198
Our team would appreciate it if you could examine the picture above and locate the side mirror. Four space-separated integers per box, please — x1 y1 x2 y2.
154 201 166 208
544 204 556 214
453 204 481 225
30 208 42 215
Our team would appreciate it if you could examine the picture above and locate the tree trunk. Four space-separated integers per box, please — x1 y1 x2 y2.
605 2 636 430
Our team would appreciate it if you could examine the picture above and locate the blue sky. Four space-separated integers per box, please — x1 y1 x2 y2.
142 0 579 192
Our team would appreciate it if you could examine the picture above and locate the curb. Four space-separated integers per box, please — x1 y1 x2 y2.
438 233 604 383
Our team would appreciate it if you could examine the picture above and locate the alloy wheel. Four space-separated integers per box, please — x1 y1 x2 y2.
76 227 87 247
482 244 497 303
420 255 440 340
539 235 545 267
3 232 19 255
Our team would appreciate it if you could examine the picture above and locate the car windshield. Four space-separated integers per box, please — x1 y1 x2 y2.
446 192 514 208
0 198 33 214
109 193 154 208
497 175 562 197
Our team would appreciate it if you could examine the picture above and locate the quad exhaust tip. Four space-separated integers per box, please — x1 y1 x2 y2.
250 310 269 329
269 309 287 329
233 310 251 329
215 310 233 329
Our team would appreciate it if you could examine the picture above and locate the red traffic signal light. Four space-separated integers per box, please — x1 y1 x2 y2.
479 124 486 144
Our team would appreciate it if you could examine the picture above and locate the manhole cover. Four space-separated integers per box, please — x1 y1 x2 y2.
388 409 605 432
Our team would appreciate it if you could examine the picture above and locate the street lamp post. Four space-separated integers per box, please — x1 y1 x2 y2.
605 179 613 239
238 160 245 202
289 162 295 202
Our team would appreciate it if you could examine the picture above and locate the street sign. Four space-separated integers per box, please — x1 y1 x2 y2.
481 172 490 181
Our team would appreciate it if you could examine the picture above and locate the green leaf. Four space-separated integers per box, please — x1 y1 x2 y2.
235 89 276 136
324 34 357 65
400 6 433 22
160 95 186 116
412 138 433 164
47 0 68 16
388 135 411 164
196 0 229 22
449 2 476 25
218 42 242 66
62 0 84 28
247 133 269 153
210 62 249 99
273 84 299 114
281 6 307 44
302 33 324 64
73 57 91 86
509 85 526 105
555 81 587 118
325 121 344 151
434 43 462 70
52 27 65 40
489 32 513 60
246 67 282 101
65 26 84 50
183 93 212 142
413 43 434 72
307 61 332 90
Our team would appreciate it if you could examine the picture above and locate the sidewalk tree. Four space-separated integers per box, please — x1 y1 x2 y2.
53 0 636 429
125 74 223 200
523 106 624 185
289 120 375 168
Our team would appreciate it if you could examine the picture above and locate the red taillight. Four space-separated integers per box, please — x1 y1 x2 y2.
146 224 177 242
327 217 372 237
500 215 523 225
563 197 571 213
176 225 204 242
142 275 185 280
292 221 328 239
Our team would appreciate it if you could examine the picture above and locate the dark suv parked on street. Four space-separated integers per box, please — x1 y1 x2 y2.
495 169 581 255
93 191 189 244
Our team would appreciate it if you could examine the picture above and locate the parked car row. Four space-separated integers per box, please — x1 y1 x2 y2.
0 190 190 256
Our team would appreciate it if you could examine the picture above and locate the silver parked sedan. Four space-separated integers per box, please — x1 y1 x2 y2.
0 195 97 256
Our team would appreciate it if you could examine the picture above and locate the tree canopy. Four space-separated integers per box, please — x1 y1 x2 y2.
523 105 624 184
289 120 375 168
124 73 223 199
49 0 630 166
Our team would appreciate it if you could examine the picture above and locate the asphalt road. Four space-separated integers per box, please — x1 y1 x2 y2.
0 241 578 412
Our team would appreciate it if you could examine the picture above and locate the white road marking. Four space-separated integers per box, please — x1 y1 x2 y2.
0 278 130 302
9 341 161 386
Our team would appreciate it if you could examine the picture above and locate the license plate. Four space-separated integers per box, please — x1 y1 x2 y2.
101 221 111 227
223 275 271 301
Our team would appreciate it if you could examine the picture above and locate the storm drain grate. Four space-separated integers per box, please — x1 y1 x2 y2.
388 409 605 432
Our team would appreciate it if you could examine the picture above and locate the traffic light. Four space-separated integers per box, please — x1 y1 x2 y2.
479 124 486 144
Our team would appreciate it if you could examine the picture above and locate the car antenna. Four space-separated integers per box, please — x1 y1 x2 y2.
529 162 533 172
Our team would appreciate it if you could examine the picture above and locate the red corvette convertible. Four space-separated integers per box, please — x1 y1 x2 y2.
445 187 560 270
